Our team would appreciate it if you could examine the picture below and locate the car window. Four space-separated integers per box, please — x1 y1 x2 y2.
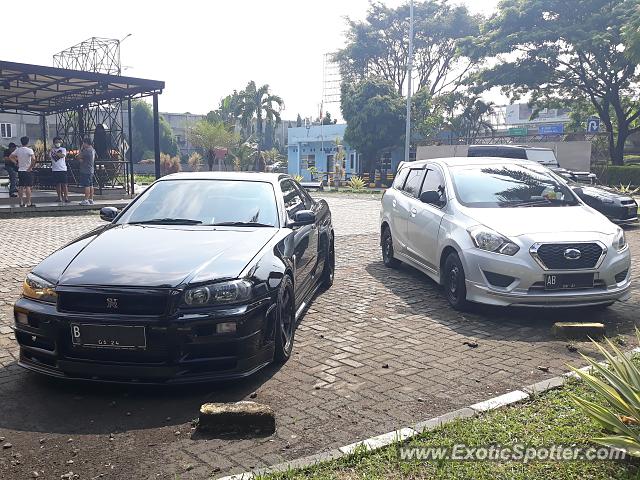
420 168 446 205
449 163 580 208
117 179 279 226
402 168 426 197
393 167 410 189
525 149 559 166
280 179 306 218
293 181 315 209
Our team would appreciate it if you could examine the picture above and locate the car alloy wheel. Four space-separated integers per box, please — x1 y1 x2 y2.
274 275 295 363
382 227 401 268
443 252 468 311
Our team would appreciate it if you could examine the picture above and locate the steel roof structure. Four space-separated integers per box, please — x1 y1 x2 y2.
0 60 164 115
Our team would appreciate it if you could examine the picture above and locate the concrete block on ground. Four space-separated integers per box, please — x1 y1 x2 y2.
552 322 605 340
198 401 275 436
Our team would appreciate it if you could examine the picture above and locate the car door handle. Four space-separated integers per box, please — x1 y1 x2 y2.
410 207 417 217
392 199 397 208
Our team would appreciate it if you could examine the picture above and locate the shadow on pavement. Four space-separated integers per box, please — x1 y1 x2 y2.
0 360 282 435
364 260 638 342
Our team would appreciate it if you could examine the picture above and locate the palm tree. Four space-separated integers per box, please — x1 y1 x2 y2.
236 81 284 150
231 140 259 171
188 120 238 171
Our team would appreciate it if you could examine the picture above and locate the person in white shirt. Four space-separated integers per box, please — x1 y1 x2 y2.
9 136 36 207
50 136 69 203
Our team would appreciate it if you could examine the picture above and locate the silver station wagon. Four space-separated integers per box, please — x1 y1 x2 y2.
380 157 631 310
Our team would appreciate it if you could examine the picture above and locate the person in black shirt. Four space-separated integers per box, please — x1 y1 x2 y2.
3 142 18 197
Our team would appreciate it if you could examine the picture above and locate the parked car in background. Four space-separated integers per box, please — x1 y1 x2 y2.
14 172 334 384
380 157 631 310
467 145 638 225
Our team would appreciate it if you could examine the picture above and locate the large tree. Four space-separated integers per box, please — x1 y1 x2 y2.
236 81 284 150
130 100 178 161
340 77 405 173
206 91 243 128
335 1 479 96
474 0 640 165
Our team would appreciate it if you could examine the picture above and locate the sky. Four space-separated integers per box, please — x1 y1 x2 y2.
1 0 500 120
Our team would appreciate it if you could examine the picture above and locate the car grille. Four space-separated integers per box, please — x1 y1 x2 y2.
534 243 604 270
58 291 169 315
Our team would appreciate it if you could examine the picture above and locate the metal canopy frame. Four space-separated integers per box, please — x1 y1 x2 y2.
0 59 164 186
0 60 163 115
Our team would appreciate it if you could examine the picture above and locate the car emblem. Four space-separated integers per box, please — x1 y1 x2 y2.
563 248 582 260
106 297 119 309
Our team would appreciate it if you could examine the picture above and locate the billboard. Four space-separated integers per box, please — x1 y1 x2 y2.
505 104 571 125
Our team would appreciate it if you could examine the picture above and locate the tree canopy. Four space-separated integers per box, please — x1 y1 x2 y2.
130 100 178 162
340 77 405 173
474 0 640 165
335 0 479 96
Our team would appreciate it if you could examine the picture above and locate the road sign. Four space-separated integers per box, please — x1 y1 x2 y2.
508 127 528 136
587 117 600 133
538 124 564 135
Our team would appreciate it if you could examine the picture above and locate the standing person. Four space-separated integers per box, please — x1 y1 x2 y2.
3 142 18 197
77 137 95 205
10 136 36 207
50 136 69 203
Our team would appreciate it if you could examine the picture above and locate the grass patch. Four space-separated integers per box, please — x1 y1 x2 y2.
133 174 156 184
258 379 639 480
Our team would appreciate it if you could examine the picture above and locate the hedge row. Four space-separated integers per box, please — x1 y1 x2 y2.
601 165 640 187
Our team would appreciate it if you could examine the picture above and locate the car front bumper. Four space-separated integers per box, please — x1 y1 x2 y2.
460 243 631 308
13 296 276 384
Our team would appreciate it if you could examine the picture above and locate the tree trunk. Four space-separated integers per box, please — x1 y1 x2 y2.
611 127 628 166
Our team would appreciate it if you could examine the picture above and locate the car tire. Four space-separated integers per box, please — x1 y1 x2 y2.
274 275 296 363
381 226 401 268
443 252 469 311
321 235 335 289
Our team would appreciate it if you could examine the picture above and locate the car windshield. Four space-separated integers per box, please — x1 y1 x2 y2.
525 149 558 166
450 163 579 208
117 179 279 227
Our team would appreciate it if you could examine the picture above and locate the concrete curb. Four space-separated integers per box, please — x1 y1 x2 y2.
218 346 640 480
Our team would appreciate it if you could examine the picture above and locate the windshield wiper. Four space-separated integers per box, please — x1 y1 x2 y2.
209 221 274 227
129 218 203 225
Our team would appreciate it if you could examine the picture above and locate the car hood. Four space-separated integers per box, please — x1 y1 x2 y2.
48 224 278 288
460 204 617 237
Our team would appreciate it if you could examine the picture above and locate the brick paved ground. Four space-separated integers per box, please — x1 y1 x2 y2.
0 196 638 479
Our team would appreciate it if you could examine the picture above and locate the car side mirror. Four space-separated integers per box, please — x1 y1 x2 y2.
100 206 119 222
419 190 444 206
289 210 316 227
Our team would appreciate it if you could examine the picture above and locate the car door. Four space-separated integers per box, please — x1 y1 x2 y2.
405 166 447 272
294 181 321 279
280 179 316 299
394 167 426 255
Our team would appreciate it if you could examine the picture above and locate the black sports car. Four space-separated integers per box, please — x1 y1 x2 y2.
14 172 334 384
553 170 638 225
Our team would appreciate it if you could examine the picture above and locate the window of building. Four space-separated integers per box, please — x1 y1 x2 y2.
409 146 417 162
301 154 316 170
350 152 355 170
0 123 14 139
327 154 334 171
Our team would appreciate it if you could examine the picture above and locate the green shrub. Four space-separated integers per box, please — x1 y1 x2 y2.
602 166 640 187
347 176 366 191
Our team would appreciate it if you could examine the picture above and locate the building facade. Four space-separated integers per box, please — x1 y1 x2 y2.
287 124 360 182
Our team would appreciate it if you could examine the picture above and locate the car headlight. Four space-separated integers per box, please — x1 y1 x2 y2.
23 273 57 303
613 228 627 251
183 279 253 306
468 226 520 256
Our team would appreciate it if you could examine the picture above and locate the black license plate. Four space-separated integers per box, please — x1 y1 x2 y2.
70 324 146 349
544 273 594 290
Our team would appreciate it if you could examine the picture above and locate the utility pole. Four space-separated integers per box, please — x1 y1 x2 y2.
404 0 414 163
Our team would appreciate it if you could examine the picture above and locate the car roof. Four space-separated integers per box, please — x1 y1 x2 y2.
404 156 542 169
156 171 287 184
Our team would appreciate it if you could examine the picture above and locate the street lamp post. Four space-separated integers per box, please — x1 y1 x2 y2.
404 0 414 163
